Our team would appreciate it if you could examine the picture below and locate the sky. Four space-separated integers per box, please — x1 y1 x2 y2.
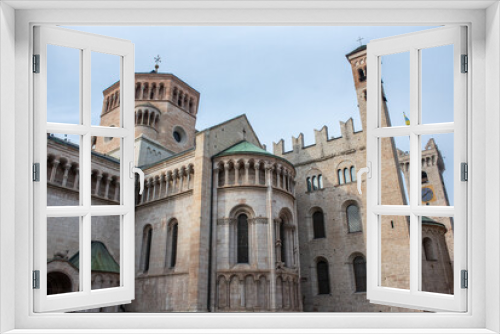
49 25 454 205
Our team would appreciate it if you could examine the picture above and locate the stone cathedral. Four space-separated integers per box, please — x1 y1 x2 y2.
46 46 454 313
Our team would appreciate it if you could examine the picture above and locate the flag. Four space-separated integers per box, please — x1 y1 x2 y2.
403 112 410 126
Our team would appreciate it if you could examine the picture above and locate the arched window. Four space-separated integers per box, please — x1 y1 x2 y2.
237 214 249 263
338 169 344 185
317 260 330 295
423 237 436 261
306 177 312 192
318 175 323 189
422 171 428 183
280 222 286 266
353 256 367 292
170 222 179 267
347 204 362 232
350 166 356 182
313 211 326 239
312 176 318 190
344 168 351 183
141 225 153 272
358 68 366 82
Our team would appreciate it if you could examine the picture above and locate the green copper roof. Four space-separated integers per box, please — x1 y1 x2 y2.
69 241 120 274
216 141 273 157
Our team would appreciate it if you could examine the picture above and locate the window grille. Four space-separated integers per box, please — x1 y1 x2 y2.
347 205 362 233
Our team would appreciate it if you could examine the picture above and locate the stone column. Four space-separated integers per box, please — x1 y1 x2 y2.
282 169 286 190
61 163 71 187
224 162 229 186
138 83 144 100
114 181 120 202
94 172 103 196
179 168 185 192
210 166 219 311
265 162 277 311
234 164 240 185
50 159 60 183
240 278 246 309
155 86 160 100
73 168 80 190
276 165 282 188
244 161 250 185
164 172 172 198
152 177 157 201
275 219 282 263
254 163 260 185
172 170 178 193
158 174 163 198
145 179 152 202
187 166 193 189
103 176 111 199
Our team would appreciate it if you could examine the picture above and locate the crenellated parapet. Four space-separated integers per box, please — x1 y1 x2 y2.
272 118 364 165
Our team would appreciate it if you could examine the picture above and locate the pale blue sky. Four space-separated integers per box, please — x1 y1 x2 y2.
50 25 454 204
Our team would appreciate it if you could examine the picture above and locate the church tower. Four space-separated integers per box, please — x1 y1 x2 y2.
346 44 412 291
94 61 200 166
346 45 368 131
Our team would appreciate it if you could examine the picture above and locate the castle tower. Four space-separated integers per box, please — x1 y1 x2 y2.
94 65 200 166
398 139 455 267
346 45 368 131
346 45 412 291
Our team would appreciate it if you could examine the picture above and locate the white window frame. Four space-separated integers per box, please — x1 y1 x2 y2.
33 25 136 312
0 2 498 333
365 26 467 312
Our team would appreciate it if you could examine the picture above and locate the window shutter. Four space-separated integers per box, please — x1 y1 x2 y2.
366 26 467 312
33 26 135 312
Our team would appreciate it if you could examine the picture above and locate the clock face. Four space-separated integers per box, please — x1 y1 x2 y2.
422 187 434 202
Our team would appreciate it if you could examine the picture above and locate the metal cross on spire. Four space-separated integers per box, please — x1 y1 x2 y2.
154 55 161 72
356 36 364 46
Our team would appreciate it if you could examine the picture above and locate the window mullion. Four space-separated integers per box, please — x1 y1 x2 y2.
409 47 420 294
81 47 92 295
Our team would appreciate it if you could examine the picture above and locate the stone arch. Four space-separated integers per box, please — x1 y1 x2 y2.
47 271 73 295
229 204 255 220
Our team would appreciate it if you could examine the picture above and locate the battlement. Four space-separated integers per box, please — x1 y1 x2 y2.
273 118 364 164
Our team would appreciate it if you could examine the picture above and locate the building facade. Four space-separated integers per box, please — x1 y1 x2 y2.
45 46 454 312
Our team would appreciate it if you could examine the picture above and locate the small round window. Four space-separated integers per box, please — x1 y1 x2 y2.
173 131 182 143
172 126 186 144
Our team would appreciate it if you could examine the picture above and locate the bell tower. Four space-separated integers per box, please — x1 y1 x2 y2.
346 45 368 131
94 60 201 166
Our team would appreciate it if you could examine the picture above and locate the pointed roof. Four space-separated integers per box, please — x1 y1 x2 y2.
69 241 120 274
